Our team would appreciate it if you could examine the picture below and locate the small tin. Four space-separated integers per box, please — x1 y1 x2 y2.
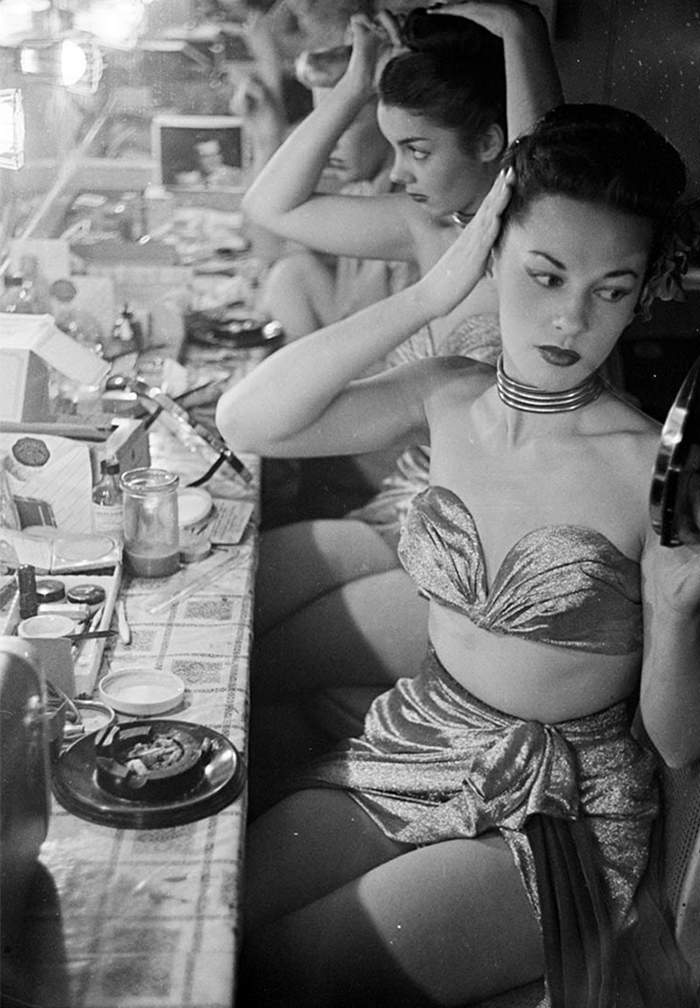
35 579 66 604
66 583 106 608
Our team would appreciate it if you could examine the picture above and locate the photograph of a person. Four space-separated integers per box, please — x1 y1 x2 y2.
151 114 245 190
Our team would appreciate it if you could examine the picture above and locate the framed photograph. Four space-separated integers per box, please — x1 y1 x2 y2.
151 114 246 191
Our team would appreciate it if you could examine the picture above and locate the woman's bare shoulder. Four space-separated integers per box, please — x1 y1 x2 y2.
599 391 663 483
604 389 661 445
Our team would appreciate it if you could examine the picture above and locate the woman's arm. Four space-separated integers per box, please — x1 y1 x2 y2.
640 529 700 766
429 1 564 140
240 15 416 262
216 167 512 458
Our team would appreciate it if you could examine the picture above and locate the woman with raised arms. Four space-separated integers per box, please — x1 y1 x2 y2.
250 2 563 774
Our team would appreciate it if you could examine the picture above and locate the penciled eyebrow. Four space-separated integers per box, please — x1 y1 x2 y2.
528 250 640 279
399 136 430 145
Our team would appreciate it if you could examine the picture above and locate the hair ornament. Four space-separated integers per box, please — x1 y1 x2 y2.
638 199 700 319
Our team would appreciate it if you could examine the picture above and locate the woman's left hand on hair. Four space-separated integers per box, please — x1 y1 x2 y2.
418 167 514 318
426 1 547 40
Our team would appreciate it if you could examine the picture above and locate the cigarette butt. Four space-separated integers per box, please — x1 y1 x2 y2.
116 598 131 645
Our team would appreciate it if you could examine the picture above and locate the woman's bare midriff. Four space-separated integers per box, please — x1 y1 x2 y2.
430 606 641 724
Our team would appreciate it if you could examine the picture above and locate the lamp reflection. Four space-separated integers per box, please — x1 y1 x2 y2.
17 35 104 93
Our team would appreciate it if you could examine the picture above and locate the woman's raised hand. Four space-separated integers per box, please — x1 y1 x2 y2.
343 11 404 94
230 75 286 151
419 167 514 318
426 0 546 39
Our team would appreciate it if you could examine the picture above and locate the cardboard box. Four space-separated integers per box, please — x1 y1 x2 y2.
0 314 109 423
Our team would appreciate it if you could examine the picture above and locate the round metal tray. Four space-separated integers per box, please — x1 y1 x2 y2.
52 719 245 829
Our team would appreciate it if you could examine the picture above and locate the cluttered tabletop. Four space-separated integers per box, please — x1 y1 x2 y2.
0 201 273 1007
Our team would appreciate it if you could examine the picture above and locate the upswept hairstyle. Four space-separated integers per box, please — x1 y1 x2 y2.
378 7 506 158
499 104 694 312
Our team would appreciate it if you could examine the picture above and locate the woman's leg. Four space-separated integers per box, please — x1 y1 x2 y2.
241 789 543 1008
248 563 428 816
254 566 428 696
254 519 426 695
259 250 338 341
250 520 427 815
255 519 399 635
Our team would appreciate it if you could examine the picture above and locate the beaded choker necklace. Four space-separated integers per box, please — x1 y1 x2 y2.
496 355 603 413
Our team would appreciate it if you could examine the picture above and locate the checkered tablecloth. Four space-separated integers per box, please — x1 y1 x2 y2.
18 389 260 1007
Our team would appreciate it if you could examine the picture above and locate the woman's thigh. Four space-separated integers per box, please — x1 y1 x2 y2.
254 519 400 634
260 251 338 340
253 566 429 696
243 791 543 1007
245 788 410 931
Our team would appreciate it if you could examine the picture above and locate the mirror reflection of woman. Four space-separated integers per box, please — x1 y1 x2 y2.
248 3 563 775
218 103 700 1006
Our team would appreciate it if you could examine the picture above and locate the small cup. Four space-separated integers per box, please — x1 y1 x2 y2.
17 614 76 697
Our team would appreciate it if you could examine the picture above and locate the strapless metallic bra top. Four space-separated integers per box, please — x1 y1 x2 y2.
398 485 642 654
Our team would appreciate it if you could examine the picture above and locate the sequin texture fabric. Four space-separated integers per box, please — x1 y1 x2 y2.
398 485 643 654
297 649 659 934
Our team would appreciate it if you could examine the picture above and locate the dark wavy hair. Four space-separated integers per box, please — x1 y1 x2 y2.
498 104 688 288
378 7 506 157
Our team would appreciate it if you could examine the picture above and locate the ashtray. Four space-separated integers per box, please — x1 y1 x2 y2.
94 721 210 800
52 719 244 828
186 310 284 349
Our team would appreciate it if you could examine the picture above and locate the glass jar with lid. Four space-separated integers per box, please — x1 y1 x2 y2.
120 468 180 578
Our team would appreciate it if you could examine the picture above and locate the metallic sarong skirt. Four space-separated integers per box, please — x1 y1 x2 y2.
296 647 659 933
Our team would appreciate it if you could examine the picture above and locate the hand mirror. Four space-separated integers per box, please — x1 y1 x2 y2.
650 354 700 546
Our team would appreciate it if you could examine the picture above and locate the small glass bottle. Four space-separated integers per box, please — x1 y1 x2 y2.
92 457 124 538
0 273 25 312
121 468 180 578
1 272 42 314
19 255 51 313
103 303 143 360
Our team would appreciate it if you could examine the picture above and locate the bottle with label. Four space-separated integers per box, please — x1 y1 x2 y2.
92 457 124 538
